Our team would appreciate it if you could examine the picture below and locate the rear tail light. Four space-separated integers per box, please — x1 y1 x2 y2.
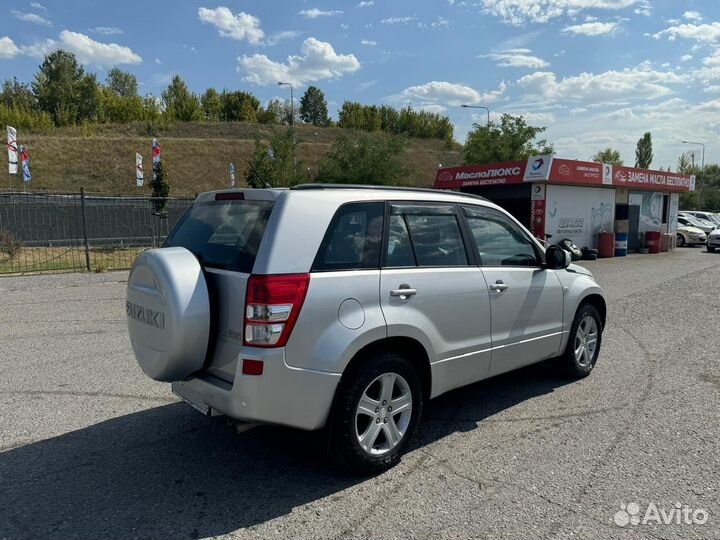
244 274 310 347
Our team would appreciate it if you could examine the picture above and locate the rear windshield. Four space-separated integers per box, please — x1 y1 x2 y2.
164 200 273 273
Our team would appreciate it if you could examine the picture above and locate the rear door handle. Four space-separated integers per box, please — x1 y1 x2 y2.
489 280 509 292
390 285 417 298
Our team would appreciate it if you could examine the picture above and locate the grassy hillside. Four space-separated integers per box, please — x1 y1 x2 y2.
12 122 463 196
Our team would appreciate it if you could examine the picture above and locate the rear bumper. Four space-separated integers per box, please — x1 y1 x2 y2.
172 349 341 431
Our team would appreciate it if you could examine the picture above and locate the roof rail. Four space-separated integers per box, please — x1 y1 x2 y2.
290 183 488 202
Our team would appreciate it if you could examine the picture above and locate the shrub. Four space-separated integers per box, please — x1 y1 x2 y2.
0 230 22 260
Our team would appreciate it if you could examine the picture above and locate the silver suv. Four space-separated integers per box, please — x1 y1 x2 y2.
126 185 606 473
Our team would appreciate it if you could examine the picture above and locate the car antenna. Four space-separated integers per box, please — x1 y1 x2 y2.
246 160 273 188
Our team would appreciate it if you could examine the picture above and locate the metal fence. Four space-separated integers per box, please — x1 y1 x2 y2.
0 190 194 274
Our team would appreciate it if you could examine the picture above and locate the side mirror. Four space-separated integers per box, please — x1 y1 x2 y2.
546 245 571 269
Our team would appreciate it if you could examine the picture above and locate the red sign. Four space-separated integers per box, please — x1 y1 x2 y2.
433 160 526 189
549 159 603 186
435 158 694 192
612 165 693 192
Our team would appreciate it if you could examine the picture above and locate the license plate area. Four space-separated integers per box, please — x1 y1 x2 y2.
172 384 222 416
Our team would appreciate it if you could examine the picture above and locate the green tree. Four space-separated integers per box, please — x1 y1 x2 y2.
245 129 304 188
77 74 102 122
299 85 330 126
315 132 408 185
162 75 201 121
1 78 37 110
592 147 623 165
677 152 694 174
32 50 85 125
200 88 222 121
150 160 171 213
464 114 553 164
220 90 260 122
257 98 283 124
106 68 138 98
635 132 653 169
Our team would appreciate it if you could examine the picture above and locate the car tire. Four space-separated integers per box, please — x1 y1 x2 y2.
676 234 685 247
329 351 423 475
708 246 716 253
558 303 603 379
558 239 583 261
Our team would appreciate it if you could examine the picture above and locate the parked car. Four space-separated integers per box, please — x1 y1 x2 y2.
677 215 715 234
682 211 720 227
707 229 720 252
126 185 606 474
676 224 707 247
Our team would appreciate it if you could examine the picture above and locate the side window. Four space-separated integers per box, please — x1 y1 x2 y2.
464 207 539 267
384 205 468 267
312 202 384 271
386 214 416 267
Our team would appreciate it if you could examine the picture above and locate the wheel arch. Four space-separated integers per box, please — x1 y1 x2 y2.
337 336 432 401
579 293 607 330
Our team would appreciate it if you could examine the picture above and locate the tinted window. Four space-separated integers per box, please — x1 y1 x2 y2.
312 202 384 271
164 200 273 273
464 207 538 267
384 205 468 267
386 214 416 267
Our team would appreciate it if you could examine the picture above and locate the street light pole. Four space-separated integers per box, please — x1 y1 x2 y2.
461 104 490 128
278 81 296 175
682 140 705 171
682 140 706 207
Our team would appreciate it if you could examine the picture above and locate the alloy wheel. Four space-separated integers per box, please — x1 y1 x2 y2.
355 372 412 455
574 315 599 367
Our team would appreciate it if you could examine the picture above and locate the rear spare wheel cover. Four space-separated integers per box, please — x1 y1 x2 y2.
126 247 210 381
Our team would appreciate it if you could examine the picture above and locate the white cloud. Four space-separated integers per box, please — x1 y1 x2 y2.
155 57 162 65
704 85 720 93
682 11 703 22
356 80 377 92
198 6 264 45
517 65 688 104
90 26 123 35
381 16 417 24
11 10 52 27
361 39 377 46
394 81 507 110
238 37 360 86
299 9 343 18
480 48 549 68
563 21 619 36
30 2 46 10
653 23 720 44
479 0 638 25
431 17 450 28
357 1 374 7
265 30 301 46
634 0 651 16
0 36 20 59
22 31 142 67
680 54 693 62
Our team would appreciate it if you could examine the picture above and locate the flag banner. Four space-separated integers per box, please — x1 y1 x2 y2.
152 138 161 181
20 145 30 183
136 153 144 187
7 126 18 175
229 162 235 188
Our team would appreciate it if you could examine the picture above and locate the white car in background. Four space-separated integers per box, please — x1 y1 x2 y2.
676 223 707 247
682 211 720 228
677 215 715 235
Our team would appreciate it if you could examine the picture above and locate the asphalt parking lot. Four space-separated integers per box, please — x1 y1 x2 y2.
1 247 719 540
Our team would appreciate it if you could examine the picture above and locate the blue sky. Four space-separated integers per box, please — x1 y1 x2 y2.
1 0 719 169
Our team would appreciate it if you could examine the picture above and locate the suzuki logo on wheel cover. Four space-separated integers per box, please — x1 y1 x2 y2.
126 301 165 329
